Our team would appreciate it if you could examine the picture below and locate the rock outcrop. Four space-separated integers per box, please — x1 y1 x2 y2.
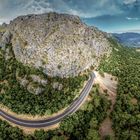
1 12 111 77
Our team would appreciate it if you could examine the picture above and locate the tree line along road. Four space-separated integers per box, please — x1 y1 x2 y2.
0 72 95 128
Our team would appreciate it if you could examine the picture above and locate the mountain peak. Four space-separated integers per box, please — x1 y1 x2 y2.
1 12 111 77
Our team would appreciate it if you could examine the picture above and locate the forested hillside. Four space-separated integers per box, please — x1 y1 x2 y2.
0 38 140 140
0 84 110 140
99 39 140 139
0 45 87 115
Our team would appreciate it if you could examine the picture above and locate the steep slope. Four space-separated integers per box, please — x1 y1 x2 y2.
0 12 111 77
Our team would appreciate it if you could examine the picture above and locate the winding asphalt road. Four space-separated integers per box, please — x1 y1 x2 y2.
0 72 95 128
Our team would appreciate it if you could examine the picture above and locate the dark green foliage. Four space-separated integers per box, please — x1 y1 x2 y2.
99 38 140 139
0 45 87 115
1 38 139 139
59 87 110 140
57 65 62 69
0 120 27 140
0 85 110 140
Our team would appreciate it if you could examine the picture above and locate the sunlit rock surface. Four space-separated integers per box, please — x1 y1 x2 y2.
1 12 111 77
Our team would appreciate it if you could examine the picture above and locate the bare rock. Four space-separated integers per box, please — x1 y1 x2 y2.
18 77 29 87
0 31 12 48
2 12 111 77
27 83 44 95
31 75 47 86
52 82 63 91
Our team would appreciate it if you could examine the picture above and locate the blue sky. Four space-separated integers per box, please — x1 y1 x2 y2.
0 0 140 33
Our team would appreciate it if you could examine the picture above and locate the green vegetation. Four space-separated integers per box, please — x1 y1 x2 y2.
0 120 26 140
0 25 6 32
60 87 110 140
99 38 140 139
57 64 62 69
0 38 139 139
0 45 87 115
0 85 110 140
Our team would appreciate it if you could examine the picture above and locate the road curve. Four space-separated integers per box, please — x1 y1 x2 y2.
0 72 95 128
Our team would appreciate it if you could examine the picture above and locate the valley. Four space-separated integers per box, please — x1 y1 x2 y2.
0 12 140 140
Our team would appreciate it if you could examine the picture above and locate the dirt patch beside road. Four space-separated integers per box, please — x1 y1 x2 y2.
94 71 118 139
99 117 114 139
136 49 140 52
94 71 117 112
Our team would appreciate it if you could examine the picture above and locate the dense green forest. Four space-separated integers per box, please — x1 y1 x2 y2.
0 39 140 140
0 45 87 115
0 85 110 140
99 39 140 139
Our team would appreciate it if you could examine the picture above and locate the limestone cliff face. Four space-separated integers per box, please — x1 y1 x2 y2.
1 12 111 77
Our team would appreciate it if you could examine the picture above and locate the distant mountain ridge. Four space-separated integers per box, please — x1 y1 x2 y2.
113 32 140 48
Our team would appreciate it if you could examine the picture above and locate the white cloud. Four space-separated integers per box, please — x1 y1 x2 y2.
66 0 123 18
126 17 139 20
123 0 136 4
24 0 54 14
0 0 139 24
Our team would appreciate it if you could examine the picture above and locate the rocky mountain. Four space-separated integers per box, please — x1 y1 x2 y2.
113 32 140 48
0 12 111 77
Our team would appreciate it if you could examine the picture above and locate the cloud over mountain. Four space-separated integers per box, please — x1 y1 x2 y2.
0 0 140 23
0 0 140 32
